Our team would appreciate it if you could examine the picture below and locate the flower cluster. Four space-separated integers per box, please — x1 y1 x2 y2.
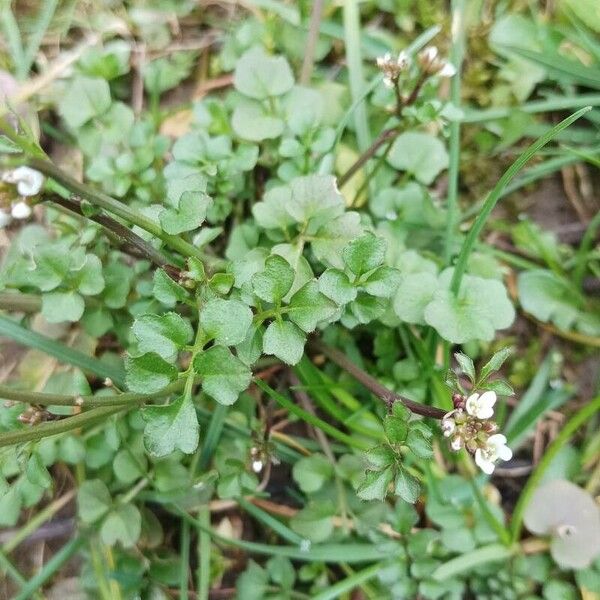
442 390 512 474
0 166 44 227
376 51 411 88
417 46 456 77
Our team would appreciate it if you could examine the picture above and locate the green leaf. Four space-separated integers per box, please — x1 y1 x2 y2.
343 232 386 276
395 468 420 504
194 345 252 405
312 212 364 269
41 291 85 323
153 269 189 307
289 503 334 543
318 269 357 305
406 430 433 459
75 254 105 296
132 312 193 362
349 293 387 324
235 324 264 366
142 395 200 457
252 185 296 230
159 191 212 235
393 272 438 324
424 275 515 343
292 454 334 494
26 454 52 489
286 175 345 225
232 98 284 141
233 46 294 100
387 131 449 185
58 76 111 128
0 486 21 527
78 479 112 524
479 347 513 383
357 466 393 501
125 352 177 393
287 280 337 333
518 269 600 335
363 266 402 298
200 298 253 346
263 320 306 365
454 352 476 383
100 504 141 548
252 255 295 303
481 379 514 396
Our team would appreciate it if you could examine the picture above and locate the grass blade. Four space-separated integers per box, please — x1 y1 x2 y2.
450 106 591 293
311 563 383 600
433 543 514 581
0 314 125 387
255 379 370 451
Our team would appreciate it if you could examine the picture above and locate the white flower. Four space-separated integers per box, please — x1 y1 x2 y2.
441 413 456 437
465 391 496 420
11 201 31 220
251 460 263 473
438 62 457 77
420 46 439 63
450 436 462 451
0 209 12 228
3 166 44 196
396 51 411 69
376 52 393 69
475 434 512 475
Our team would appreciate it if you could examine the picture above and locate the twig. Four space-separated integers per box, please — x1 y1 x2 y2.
47 194 181 277
311 339 447 419
338 126 398 187
299 0 324 85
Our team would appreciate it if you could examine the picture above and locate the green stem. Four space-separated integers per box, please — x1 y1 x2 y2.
450 107 591 294
510 394 600 542
443 0 466 263
0 405 125 448
179 520 191 600
0 380 184 408
197 507 211 600
25 157 211 262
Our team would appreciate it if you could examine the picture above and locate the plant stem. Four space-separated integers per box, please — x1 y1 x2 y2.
311 563 383 600
450 107 591 294
0 380 184 408
574 209 600 289
312 340 447 419
338 126 398 187
48 194 179 274
443 0 467 263
299 0 324 84
0 405 125 448
21 157 224 269
510 394 600 543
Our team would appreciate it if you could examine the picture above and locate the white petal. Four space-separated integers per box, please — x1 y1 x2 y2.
465 393 479 416
497 444 513 462
251 460 263 473
13 166 44 196
488 434 507 446
422 46 438 62
450 437 462 451
11 201 31 220
475 449 495 474
439 62 457 77
479 390 497 409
